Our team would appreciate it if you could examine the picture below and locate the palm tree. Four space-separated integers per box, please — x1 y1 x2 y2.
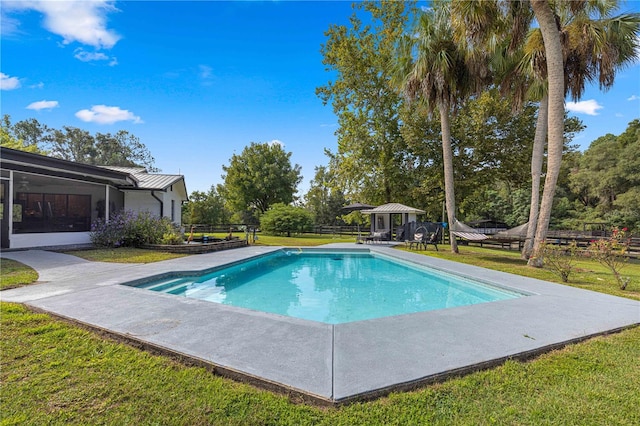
496 0 562 267
393 2 476 253
452 0 640 265
451 0 543 260
527 2 640 265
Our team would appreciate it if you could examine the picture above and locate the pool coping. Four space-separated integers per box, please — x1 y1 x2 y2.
2 245 639 405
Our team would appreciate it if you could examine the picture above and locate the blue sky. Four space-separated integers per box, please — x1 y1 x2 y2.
2 1 639 196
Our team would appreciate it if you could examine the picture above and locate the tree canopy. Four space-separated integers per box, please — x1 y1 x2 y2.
182 186 230 226
304 166 346 226
317 1 414 205
1 115 157 171
221 142 302 224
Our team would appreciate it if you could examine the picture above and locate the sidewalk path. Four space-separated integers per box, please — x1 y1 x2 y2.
1 250 134 283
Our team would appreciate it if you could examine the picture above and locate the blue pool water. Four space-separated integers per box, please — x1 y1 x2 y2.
133 250 523 324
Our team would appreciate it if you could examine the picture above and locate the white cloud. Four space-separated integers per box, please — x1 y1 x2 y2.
0 72 21 90
0 13 21 37
29 82 45 89
268 139 284 147
628 95 640 101
73 48 118 66
75 105 142 124
199 65 214 86
5 0 120 49
74 49 109 62
27 100 59 110
565 99 603 116
199 65 213 79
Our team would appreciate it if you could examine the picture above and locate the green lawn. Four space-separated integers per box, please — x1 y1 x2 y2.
2 302 638 425
2 238 640 424
61 247 187 263
396 243 640 301
0 258 39 290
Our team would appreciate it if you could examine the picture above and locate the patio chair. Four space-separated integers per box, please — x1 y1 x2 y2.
408 226 428 250
425 227 439 251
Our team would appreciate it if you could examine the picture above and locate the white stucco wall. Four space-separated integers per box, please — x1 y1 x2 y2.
124 191 162 217
123 186 184 225
163 186 184 225
10 232 91 249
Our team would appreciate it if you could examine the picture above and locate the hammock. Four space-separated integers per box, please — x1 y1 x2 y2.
450 219 489 241
450 219 529 241
493 222 529 239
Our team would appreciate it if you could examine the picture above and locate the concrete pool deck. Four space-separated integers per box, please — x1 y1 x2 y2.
2 245 639 405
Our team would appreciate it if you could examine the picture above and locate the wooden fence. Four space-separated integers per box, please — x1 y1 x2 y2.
183 224 361 236
183 223 639 258
457 230 639 259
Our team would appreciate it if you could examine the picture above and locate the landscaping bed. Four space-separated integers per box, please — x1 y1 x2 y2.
142 238 248 254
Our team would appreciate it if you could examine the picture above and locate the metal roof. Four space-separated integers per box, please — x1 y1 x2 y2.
132 172 184 190
100 166 184 191
99 166 147 175
361 203 425 214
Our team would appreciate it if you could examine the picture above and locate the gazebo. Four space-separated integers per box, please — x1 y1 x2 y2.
361 203 425 238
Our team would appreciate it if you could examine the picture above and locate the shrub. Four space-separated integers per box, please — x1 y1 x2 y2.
91 210 183 247
260 203 314 236
587 227 631 290
161 231 184 245
540 241 579 283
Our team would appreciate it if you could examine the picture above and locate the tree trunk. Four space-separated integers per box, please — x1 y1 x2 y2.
439 101 459 253
521 93 548 259
529 1 565 267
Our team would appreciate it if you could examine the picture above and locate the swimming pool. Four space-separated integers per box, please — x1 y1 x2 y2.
130 249 524 324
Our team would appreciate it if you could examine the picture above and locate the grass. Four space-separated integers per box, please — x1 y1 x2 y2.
206 232 357 247
2 236 640 424
61 247 187 263
396 243 640 300
1 302 638 425
0 258 39 290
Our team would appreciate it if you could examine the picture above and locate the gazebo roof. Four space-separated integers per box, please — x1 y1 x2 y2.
362 203 425 214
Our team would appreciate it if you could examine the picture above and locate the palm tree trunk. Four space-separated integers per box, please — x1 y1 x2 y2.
522 93 548 259
439 101 459 253
529 0 565 267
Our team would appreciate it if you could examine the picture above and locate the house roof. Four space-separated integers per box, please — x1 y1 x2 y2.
361 203 425 214
99 166 185 191
1 147 136 187
0 147 186 193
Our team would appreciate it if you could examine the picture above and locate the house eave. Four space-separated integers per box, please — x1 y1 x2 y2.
1 147 137 187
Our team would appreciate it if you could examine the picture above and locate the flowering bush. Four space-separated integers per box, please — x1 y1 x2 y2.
90 210 183 248
540 241 579 283
587 227 631 290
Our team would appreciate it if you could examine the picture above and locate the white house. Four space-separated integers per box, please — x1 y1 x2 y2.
0 147 188 249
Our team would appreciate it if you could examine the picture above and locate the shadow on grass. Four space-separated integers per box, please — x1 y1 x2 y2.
474 255 528 266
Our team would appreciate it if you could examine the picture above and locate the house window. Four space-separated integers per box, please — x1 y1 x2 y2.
171 199 175 222
14 192 91 233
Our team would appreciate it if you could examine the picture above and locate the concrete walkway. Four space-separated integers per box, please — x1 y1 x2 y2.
1 250 137 282
2 246 639 404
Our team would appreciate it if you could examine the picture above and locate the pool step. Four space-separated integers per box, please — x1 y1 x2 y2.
141 278 189 293
184 284 225 299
